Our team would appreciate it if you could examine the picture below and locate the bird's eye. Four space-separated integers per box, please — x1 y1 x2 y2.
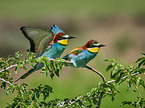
57 37 61 40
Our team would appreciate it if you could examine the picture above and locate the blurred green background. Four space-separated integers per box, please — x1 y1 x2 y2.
0 0 145 107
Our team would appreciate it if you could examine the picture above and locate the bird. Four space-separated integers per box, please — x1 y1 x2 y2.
63 40 105 68
15 24 76 82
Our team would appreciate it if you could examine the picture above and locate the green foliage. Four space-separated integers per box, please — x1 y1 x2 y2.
0 52 145 107
136 53 145 68
105 53 145 107
6 84 53 108
38 57 65 79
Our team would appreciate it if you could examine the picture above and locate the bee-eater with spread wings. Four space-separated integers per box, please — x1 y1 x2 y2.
15 25 76 82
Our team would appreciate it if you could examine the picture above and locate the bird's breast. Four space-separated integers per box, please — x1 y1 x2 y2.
42 43 67 59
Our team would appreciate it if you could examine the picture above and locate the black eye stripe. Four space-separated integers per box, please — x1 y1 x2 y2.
87 44 99 48
58 36 68 40
57 37 63 40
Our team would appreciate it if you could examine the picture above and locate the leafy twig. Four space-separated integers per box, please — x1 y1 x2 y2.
0 78 12 85
0 64 17 73
134 84 142 98
106 72 140 84
97 92 104 108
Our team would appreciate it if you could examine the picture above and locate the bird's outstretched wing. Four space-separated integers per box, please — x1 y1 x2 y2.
20 27 54 57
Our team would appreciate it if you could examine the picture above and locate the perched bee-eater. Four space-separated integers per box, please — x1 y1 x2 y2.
63 40 105 68
15 25 76 82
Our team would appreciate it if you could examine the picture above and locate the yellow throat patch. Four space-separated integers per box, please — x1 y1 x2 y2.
87 47 100 53
58 39 69 45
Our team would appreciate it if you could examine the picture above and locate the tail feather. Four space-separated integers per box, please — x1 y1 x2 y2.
15 68 35 82
15 63 44 82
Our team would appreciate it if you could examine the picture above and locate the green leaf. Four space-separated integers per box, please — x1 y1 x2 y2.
104 59 115 62
132 90 136 92
54 69 59 77
31 94 35 100
121 101 132 106
136 56 145 67
15 67 18 74
142 53 145 56
36 91 40 99
136 57 145 63
33 102 39 108
106 64 113 72
22 66 27 72
49 71 54 79
138 60 145 68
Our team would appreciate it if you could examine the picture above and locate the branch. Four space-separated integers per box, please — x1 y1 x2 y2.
0 78 12 85
85 65 106 82
0 64 17 73
0 59 73 73
106 72 140 84
84 65 106 108
97 92 104 108
50 58 74 66
83 67 141 108
134 84 142 98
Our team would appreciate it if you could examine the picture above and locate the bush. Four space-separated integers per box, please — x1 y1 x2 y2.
0 51 145 108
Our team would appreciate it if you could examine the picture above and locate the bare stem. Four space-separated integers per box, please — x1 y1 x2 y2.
85 65 106 82
0 78 12 85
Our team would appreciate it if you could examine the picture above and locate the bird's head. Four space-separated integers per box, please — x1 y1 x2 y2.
82 40 106 53
51 25 76 45
53 32 76 45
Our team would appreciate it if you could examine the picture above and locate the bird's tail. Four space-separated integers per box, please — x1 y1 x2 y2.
15 63 44 82
15 68 35 82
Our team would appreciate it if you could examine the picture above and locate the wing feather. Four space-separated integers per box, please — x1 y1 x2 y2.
20 27 54 57
67 47 84 55
63 47 84 60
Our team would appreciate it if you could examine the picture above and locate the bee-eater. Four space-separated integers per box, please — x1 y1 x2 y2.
15 25 76 82
63 40 105 68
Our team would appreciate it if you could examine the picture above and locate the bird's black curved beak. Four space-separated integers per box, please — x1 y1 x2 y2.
98 44 106 47
68 36 76 39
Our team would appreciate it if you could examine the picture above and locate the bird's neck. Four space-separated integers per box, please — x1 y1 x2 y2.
54 42 68 50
